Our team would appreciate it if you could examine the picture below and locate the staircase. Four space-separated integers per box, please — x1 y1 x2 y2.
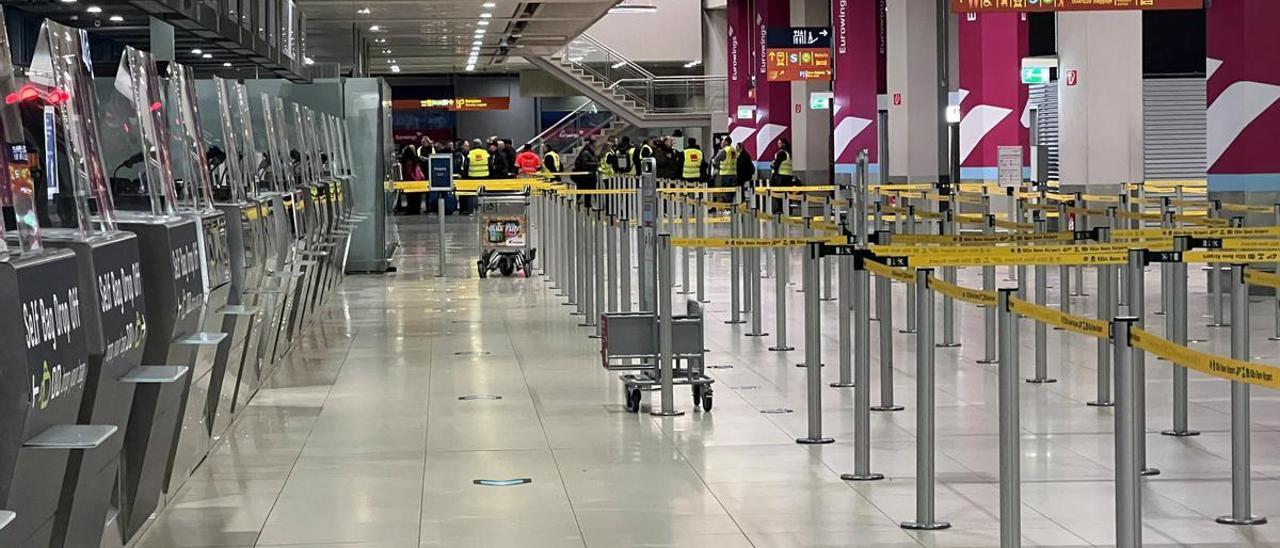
525 33 725 129
526 100 632 157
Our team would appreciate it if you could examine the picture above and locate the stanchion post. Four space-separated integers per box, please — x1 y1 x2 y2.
901 205 918 334
832 250 854 388
997 288 1021 548
901 269 950 531
770 228 794 351
871 232 902 410
1027 217 1055 384
726 191 744 324
1058 199 1071 312
679 189 692 295
797 243 834 444
979 214 999 365
436 193 447 277
592 209 606 334
841 252 885 476
822 198 835 301
607 210 618 312
1127 249 1158 475
579 210 597 326
1088 226 1114 407
1113 316 1142 548
652 233 683 417
747 202 768 338
1217 264 1268 526
1163 236 1199 437
1073 192 1087 296
621 207 632 313
940 209 960 347
696 190 707 303
1273 203 1280 341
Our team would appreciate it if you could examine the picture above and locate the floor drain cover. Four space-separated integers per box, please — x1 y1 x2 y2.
458 395 502 401
453 351 493 356
473 478 531 487
759 408 794 414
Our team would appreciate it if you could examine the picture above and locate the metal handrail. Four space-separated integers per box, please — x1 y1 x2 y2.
563 33 657 80
526 100 600 147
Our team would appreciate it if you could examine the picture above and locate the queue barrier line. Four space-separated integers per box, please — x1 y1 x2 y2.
754 185 838 193
1008 297 1109 339
1245 268 1280 289
928 275 998 306
1221 203 1276 214
1131 327 1280 391
1111 226 1280 239
863 259 917 284
1183 250 1280 264
669 236 845 248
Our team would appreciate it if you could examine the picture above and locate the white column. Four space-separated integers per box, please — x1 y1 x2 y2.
790 0 832 183
887 0 940 182
703 7 729 136
1057 12 1143 192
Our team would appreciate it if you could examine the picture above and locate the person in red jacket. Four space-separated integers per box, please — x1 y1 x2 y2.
514 144 541 175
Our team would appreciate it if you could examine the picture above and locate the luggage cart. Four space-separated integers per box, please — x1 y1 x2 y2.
600 300 714 412
476 188 536 277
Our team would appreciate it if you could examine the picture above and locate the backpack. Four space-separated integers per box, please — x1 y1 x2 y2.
615 148 631 173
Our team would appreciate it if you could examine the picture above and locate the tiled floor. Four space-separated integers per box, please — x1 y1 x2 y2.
135 213 1280 547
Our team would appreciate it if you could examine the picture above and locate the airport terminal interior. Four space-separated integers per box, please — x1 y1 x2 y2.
0 0 1279 547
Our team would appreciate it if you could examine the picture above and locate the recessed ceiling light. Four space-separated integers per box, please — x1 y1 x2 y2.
465 64 476 72
375 38 386 43
369 25 380 31
478 20 489 26
223 62 232 67
108 14 123 22
472 40 482 46
304 57 315 65
356 7 371 15
482 2 496 8
59 0 78 3
202 53 213 59
480 12 492 18
474 29 486 35
391 65 401 73
609 3 658 14
191 48 203 54
86 5 102 13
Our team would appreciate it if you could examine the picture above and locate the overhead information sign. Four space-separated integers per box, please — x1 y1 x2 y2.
391 97 510 111
766 27 832 82
951 0 1202 13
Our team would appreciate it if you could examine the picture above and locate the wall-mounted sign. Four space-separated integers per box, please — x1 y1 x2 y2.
809 92 833 110
1020 66 1050 84
391 97 510 111
951 0 1202 13
737 105 756 120
998 146 1023 187
765 26 832 82
1065 69 1079 87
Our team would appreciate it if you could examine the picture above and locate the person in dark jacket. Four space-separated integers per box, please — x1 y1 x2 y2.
572 140 600 206
734 142 755 203
498 139 517 177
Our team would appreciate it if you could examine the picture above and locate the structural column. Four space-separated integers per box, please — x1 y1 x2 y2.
832 0 881 178
886 0 942 182
727 0 757 158
755 0 792 165
957 12 1028 183
1056 11 1143 194
1207 1 1280 199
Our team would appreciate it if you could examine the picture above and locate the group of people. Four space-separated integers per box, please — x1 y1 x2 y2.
395 130 798 214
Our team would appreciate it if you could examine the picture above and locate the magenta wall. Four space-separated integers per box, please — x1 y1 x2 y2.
727 0 756 158
957 12 1028 179
754 0 791 162
1207 0 1280 191
832 0 880 167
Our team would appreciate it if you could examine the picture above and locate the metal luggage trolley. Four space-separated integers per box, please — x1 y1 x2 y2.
601 300 715 412
476 187 536 277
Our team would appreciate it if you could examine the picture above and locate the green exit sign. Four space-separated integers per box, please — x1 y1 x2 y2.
1021 67 1050 85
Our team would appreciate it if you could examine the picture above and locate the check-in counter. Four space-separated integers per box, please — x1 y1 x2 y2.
0 249 117 547
209 200 268 434
113 213 204 540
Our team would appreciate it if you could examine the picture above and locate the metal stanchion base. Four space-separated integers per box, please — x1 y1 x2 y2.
1071 291 1089 297
829 382 856 388
977 358 999 365
1271 336 1280 341
937 342 961 348
821 297 837 302
578 321 596 327
563 301 577 306
1140 468 1161 476
1025 378 1058 384
1207 322 1230 328
745 332 770 337
840 473 885 481
678 290 694 295
769 346 796 352
870 405 904 412
1154 311 1166 316
1161 429 1201 437
651 410 686 417
794 362 825 368
588 334 602 339
1086 400 1115 408
796 437 835 445
1216 515 1268 526
899 328 919 334
901 521 951 531
724 319 747 324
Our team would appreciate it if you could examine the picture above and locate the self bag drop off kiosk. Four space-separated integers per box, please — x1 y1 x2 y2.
0 14 121 547
91 45 211 541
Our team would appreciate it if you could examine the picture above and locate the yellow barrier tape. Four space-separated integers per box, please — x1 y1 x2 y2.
1221 203 1276 214
884 231 1079 245
1130 327 1280 390
864 260 917 284
1245 268 1280 289
754 185 837 193
658 187 740 194
1137 179 1207 189
392 181 430 193
928 276 997 306
557 188 634 195
1111 226 1280 239
1184 249 1280 264
670 236 843 248
900 245 1132 267
1081 194 1122 203
870 183 934 192
1008 297 1109 339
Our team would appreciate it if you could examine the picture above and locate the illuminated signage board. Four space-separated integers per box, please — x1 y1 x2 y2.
951 0 1202 13
391 97 511 111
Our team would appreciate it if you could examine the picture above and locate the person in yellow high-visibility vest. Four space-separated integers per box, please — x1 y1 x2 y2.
598 143 616 179
713 136 737 201
682 138 704 182
771 138 794 185
539 144 562 180
466 139 491 179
